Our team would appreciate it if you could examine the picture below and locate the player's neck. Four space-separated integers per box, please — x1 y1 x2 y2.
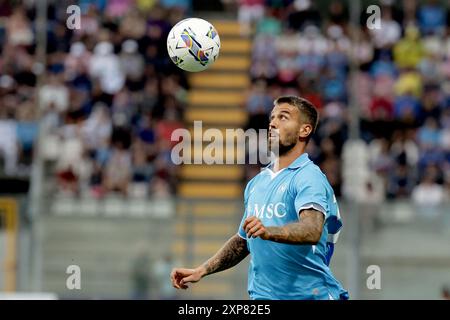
272 144 306 172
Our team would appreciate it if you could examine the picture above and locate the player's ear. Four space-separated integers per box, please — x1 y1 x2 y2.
299 123 313 141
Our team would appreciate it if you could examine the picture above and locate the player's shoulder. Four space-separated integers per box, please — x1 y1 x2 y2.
249 166 273 183
296 159 327 181
290 159 332 191
244 169 266 193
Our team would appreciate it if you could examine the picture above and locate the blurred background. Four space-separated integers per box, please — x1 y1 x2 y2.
0 0 449 300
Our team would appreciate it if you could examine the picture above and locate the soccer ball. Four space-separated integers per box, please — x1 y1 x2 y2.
167 18 221 72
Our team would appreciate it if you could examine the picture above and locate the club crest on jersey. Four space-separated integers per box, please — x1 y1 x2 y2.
278 184 287 193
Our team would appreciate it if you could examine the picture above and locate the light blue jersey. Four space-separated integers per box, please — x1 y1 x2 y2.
238 153 348 300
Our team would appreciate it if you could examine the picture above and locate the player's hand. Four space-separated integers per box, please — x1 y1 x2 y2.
170 267 204 290
243 216 269 240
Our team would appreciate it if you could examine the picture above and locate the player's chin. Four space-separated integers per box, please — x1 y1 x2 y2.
268 137 279 149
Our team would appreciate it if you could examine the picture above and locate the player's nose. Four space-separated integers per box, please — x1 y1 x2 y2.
269 118 277 130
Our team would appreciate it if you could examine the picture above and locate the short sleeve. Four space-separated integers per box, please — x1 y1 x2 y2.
238 217 247 239
237 178 255 239
293 171 329 219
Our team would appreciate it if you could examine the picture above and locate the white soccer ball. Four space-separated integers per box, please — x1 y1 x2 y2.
167 18 221 72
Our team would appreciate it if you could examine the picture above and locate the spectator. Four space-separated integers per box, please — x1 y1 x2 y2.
103 141 132 196
369 95 394 121
387 164 415 198
256 7 282 36
250 34 278 80
320 68 347 103
402 0 417 27
441 108 450 151
153 254 179 299
393 91 421 123
130 244 152 300
64 42 92 84
0 114 18 175
136 0 157 13
393 26 425 69
412 169 445 206
119 8 147 39
326 0 348 30
15 100 37 170
79 0 107 13
370 52 397 79
298 78 323 111
417 117 442 150
390 130 419 168
287 0 322 31
129 138 154 198
395 69 423 98
297 24 328 56
369 5 401 50
245 80 273 130
139 79 159 113
81 102 112 152
150 175 172 198
417 0 446 36
317 138 342 195
106 0 134 18
160 0 191 11
5 6 33 47
55 122 84 195
155 107 184 148
89 41 125 95
369 138 395 179
0 0 12 17
237 0 265 36
419 86 442 124
76 5 100 37
442 285 450 300
120 39 145 91
89 159 104 198
39 72 69 113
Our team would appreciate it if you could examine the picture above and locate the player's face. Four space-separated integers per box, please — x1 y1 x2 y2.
269 103 302 155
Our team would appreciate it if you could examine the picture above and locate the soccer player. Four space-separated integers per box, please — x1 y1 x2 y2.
170 96 348 300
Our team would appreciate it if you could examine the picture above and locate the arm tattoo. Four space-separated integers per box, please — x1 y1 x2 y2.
266 209 324 245
202 234 249 277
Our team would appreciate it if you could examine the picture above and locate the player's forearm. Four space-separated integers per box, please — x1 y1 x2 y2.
265 222 321 245
198 234 249 277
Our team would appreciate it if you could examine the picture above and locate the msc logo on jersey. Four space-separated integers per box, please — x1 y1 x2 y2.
248 202 287 219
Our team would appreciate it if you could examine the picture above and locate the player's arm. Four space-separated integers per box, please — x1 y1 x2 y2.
243 209 324 245
170 234 249 289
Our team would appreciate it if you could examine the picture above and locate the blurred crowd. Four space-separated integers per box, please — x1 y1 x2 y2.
0 0 192 198
1 0 450 204
242 0 450 204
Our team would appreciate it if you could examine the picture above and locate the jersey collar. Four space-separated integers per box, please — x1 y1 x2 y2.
264 153 311 171
287 153 311 170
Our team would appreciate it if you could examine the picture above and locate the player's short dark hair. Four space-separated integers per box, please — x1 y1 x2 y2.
274 95 319 141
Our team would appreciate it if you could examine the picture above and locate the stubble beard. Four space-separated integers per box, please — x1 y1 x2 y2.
269 134 297 157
